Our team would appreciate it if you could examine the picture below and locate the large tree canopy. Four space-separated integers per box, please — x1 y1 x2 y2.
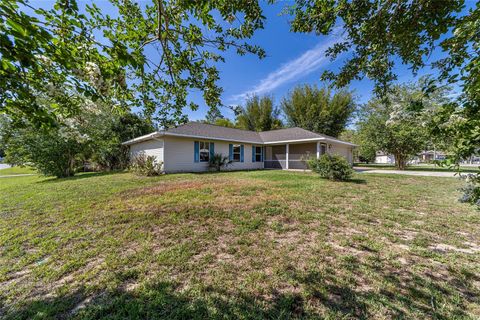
289 0 479 159
357 79 449 169
1 0 266 127
281 85 355 137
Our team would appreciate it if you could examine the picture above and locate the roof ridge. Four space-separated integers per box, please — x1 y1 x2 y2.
179 121 262 134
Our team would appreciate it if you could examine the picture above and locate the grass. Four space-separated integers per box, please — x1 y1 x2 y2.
0 170 479 319
0 166 36 176
355 163 480 173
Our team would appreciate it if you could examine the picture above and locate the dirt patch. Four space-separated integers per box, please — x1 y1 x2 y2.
430 243 480 254
124 180 207 197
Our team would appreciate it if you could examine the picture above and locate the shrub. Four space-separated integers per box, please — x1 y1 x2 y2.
459 173 480 208
208 153 232 172
307 154 353 181
130 152 163 176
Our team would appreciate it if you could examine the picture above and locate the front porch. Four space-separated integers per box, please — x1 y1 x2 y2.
263 142 328 170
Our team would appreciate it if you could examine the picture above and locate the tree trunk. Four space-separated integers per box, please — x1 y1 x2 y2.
394 153 407 170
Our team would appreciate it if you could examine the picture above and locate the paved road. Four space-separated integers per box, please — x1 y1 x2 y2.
355 168 458 177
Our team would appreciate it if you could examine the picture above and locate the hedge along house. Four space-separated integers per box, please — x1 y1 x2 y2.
122 122 357 173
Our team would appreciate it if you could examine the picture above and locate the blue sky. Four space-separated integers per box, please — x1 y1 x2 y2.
28 1 469 123
183 1 456 122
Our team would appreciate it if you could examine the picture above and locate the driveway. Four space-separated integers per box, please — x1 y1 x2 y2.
355 168 458 177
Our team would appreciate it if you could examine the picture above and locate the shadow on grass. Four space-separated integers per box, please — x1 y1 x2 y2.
347 178 367 184
3 261 477 320
2 282 309 320
37 170 127 184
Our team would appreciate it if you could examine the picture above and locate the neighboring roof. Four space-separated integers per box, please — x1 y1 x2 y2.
122 122 357 146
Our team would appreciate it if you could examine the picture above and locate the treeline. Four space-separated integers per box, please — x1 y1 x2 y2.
205 84 356 138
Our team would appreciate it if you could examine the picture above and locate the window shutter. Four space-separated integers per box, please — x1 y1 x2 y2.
240 145 244 162
194 141 199 162
252 146 255 162
261 147 264 162
229 144 233 161
210 142 214 158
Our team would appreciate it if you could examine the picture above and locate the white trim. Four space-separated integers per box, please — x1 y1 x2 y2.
122 132 163 145
263 137 357 147
286 144 289 169
316 141 320 159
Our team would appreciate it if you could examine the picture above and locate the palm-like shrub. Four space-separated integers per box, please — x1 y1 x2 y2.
307 154 353 181
209 153 232 172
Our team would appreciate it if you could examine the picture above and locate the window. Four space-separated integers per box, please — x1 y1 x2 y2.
199 141 210 162
255 146 262 162
232 144 241 162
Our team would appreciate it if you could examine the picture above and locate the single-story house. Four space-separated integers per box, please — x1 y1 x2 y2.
122 122 357 173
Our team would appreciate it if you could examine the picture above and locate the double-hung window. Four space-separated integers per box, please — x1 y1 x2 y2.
255 146 262 162
199 141 210 162
232 144 241 162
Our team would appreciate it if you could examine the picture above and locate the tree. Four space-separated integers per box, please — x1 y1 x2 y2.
281 85 355 137
87 111 154 171
357 80 447 169
205 107 224 124
339 129 376 163
1 97 154 177
1 0 267 126
234 95 283 131
213 118 236 128
3 123 88 177
289 0 479 161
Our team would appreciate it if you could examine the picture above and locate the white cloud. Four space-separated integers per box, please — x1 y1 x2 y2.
230 35 343 103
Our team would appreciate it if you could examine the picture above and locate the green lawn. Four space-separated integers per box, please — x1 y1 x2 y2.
0 166 36 176
0 170 479 319
355 163 480 173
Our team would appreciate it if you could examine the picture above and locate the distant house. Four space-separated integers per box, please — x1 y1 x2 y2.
122 122 357 173
375 152 395 164
375 150 459 165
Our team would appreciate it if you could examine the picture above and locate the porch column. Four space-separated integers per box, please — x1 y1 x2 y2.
286 144 289 169
316 141 320 159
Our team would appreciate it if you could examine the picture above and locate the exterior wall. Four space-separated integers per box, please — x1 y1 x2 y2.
129 139 164 164
128 136 355 173
375 155 395 164
163 136 263 173
329 143 354 164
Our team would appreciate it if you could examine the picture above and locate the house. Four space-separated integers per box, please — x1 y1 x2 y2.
375 150 448 165
375 152 395 164
122 122 357 173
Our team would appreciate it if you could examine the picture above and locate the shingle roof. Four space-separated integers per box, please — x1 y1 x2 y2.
123 122 356 146
167 122 262 143
258 127 323 142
